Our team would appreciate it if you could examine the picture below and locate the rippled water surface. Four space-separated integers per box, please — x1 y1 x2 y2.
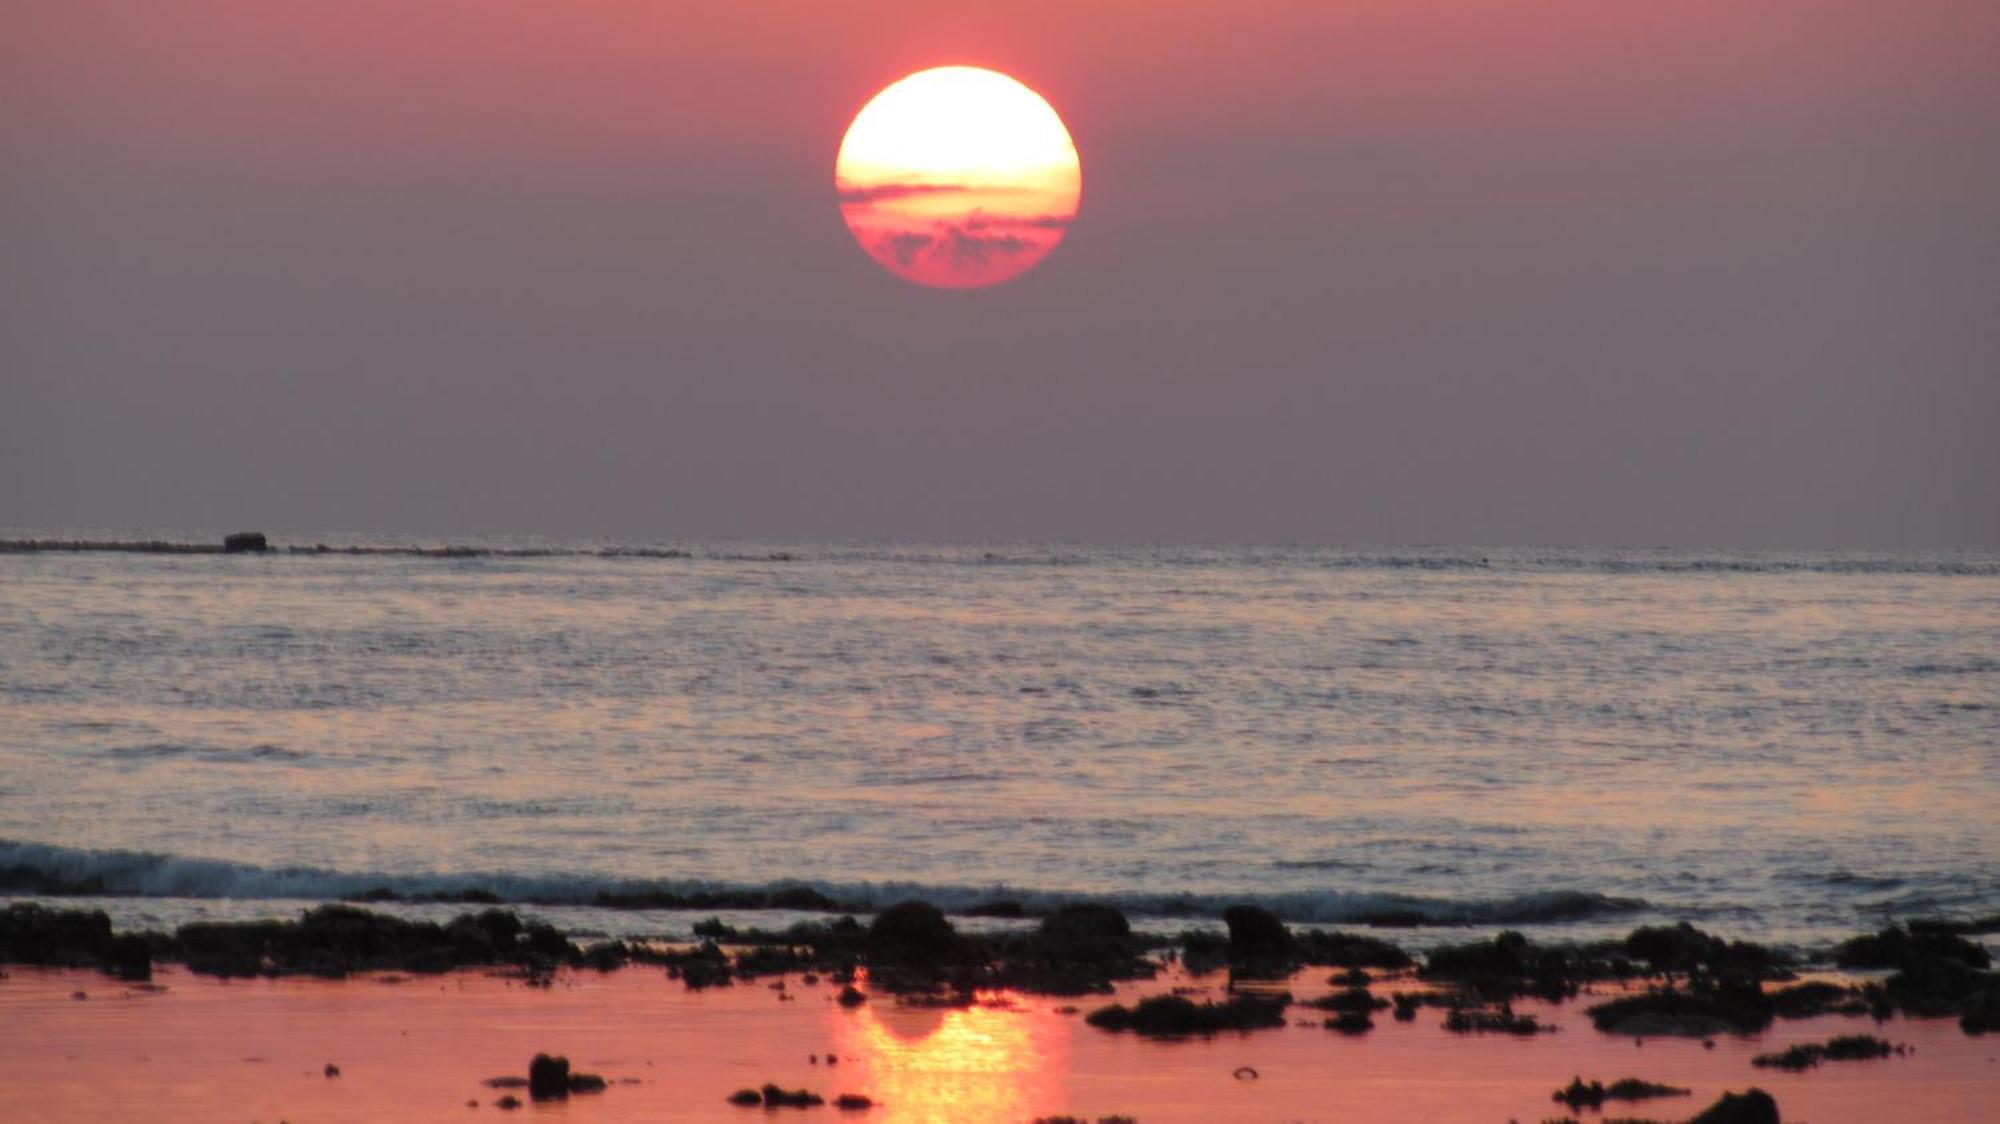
3 536 1996 942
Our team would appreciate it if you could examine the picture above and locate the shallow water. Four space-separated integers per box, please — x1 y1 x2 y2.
2 964 1992 1123
2 535 1997 942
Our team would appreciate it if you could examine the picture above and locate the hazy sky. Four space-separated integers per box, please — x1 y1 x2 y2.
6 1 1997 546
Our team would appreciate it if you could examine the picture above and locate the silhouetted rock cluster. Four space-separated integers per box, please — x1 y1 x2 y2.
168 905 579 977
5 899 1998 1045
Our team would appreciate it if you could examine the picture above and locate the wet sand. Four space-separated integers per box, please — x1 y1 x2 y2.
2 964 1993 1123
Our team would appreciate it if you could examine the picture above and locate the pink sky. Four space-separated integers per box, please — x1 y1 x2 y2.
5 1 1997 543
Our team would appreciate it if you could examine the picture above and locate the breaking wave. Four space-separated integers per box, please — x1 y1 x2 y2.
0 839 1642 927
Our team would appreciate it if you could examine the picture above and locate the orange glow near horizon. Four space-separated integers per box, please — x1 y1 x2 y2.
835 66 1082 289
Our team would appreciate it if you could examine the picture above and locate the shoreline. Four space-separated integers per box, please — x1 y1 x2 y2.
4 898 1996 1120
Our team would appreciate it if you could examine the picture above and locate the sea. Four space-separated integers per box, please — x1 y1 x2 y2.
3 532 1996 953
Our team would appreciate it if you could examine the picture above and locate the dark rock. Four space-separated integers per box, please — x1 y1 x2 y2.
527 1054 570 1100
1222 905 1291 958
833 1093 874 1110
568 1072 607 1094
223 532 269 552
1687 1088 1780 1124
495 1095 522 1110
838 985 867 1007
866 902 975 966
1035 904 1134 961
324 1063 340 1078
728 1089 763 1106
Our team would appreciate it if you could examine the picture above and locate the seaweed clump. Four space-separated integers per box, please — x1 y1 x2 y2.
1835 922 2000 1032
1180 906 1410 978
1585 977 1777 1037
171 905 580 978
1751 1034 1903 1071
990 904 1158 995
0 903 153 980
1419 930 1624 1001
1084 992 1290 1038
1550 1076 1690 1110
1687 1088 1780 1124
1441 1000 1550 1035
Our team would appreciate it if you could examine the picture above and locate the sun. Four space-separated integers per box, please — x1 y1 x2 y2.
835 66 1082 290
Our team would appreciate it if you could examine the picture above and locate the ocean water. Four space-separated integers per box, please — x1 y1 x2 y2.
3 534 1997 950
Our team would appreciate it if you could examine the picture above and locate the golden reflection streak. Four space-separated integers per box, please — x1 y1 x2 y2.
830 984 1069 1124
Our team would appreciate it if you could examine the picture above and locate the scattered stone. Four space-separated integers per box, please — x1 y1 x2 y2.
838 985 868 1007
1232 1066 1259 1080
833 1093 874 1110
324 1063 340 1078
528 1054 571 1101
728 1089 764 1106
494 1095 521 1110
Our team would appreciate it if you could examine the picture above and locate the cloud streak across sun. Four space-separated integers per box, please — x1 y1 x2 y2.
836 67 1081 289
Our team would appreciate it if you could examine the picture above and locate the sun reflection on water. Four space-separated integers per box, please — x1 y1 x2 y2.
830 985 1068 1124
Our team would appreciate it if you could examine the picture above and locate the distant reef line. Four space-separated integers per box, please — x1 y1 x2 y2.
0 535 725 561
